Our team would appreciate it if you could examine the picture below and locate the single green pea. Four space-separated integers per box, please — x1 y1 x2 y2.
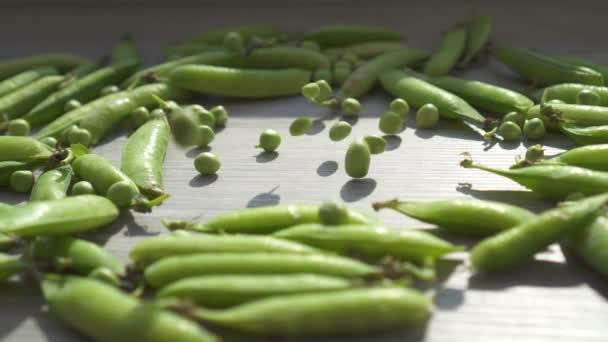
316 80 333 101
503 111 525 128
379 111 403 134
150 108 166 119
88 267 121 287
71 181 96 196
318 201 349 225
390 98 410 119
210 105 228 127
577 89 601 106
523 118 546 140
39 137 58 148
106 180 139 208
67 127 92 146
328 121 352 141
194 152 221 175
345 138 371 178
190 105 216 128
498 121 522 141
7 119 31 136
300 40 321 52
525 144 545 162
301 83 320 101
64 99 82 112
290 116 314 136
100 85 119 96
10 170 34 193
256 129 281 152
341 98 361 117
197 125 215 147
60 125 78 145
333 66 351 86
130 106 150 127
312 69 333 84
363 135 387 154
223 31 245 55
416 104 439 129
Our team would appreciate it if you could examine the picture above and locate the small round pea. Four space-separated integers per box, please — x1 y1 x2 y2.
300 40 320 52
416 104 439 129
150 108 166 119
67 127 92 146
341 98 361 117
363 135 387 155
301 83 320 101
107 181 139 208
210 105 228 127
196 110 216 128
390 99 410 120
100 85 119 96
498 121 522 141
64 99 82 112
256 129 281 152
194 152 221 175
379 111 403 134
319 201 349 225
197 125 215 147
7 119 31 136
223 31 245 55
329 121 352 142
10 170 34 193
312 69 333 84
502 111 525 128
40 137 58 148
333 66 350 86
523 118 546 140
88 267 120 287
345 138 371 178
130 106 150 127
315 80 333 101
525 144 544 162
289 116 313 136
60 125 79 145
71 181 96 196
577 89 601 106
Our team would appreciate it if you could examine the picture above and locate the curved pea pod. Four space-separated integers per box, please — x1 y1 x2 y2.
22 63 139 128
0 161 33 186
121 117 169 199
175 24 283 46
562 215 608 278
0 253 26 281
542 144 608 171
471 193 608 273
554 55 608 82
157 274 352 308
274 224 463 262
111 34 141 66
380 69 485 123
338 48 429 99
373 198 536 236
30 165 72 201
231 47 330 70
0 54 86 80
424 25 467 76
0 75 64 119
30 236 124 276
0 195 118 236
0 136 54 163
460 15 492 66
144 253 380 288
169 65 311 98
323 41 405 60
303 25 402 48
42 275 219 342
164 204 378 234
0 67 58 97
164 43 223 60
560 123 608 146
66 60 101 80
492 45 604 86
461 153 608 200
129 234 319 267
196 287 429 336
528 103 608 129
541 83 608 106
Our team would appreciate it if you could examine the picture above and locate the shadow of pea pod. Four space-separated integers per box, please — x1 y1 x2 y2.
317 160 338 177
340 178 377 203
255 151 278 163
189 174 218 188
247 186 280 208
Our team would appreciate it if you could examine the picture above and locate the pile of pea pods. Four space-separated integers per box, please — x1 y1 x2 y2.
1 14 608 341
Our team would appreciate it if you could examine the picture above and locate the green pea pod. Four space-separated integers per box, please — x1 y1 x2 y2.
528 103 608 129
174 24 283 46
0 67 58 97
338 48 429 99
121 116 169 199
492 46 604 86
0 195 118 236
424 25 467 76
0 161 33 186
0 253 26 281
42 275 219 342
471 193 608 273
0 136 54 163
0 232 16 251
373 198 536 236
303 25 402 48
553 55 608 82
0 54 86 80
541 83 608 106
67 60 101 79
541 144 608 171
460 15 492 66
560 123 608 146
274 223 463 262
0 75 64 119
111 34 142 66
323 41 405 60
130 234 319 267
562 215 608 278
195 287 429 336
23 63 139 128
144 253 380 288
380 69 485 123
230 47 330 70
164 43 222 60
30 165 72 201
169 65 311 98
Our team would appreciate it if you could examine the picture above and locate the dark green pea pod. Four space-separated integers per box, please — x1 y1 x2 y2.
66 60 101 80
541 83 608 106
0 67 58 97
0 54 86 79
0 161 33 187
274 223 464 262
0 75 64 119
471 193 608 273
164 43 222 60
562 215 608 278
460 15 493 66
173 24 283 46
323 41 405 60
560 123 608 146
229 47 330 70
0 136 54 163
424 25 467 76
553 55 608 82
30 165 72 201
0 253 26 281
111 33 142 66
303 25 403 48
373 198 536 236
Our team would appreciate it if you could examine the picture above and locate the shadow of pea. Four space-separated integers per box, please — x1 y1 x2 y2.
185 146 211 158
255 151 279 163
383 135 402 151
189 174 218 188
306 119 326 135
247 186 280 208
317 160 338 177
340 178 377 202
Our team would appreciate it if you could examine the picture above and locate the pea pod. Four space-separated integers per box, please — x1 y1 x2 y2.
129 234 319 267
373 198 536 236
539 144 608 171
0 136 54 163
471 193 608 273
553 55 608 82
528 103 608 129
460 15 492 65
67 60 101 79
42 275 219 342
30 165 72 201
303 25 402 48
562 215 608 278
0 67 58 97
0 75 64 119
164 43 222 60
380 69 485 123
323 41 404 60
174 24 283 46
0 54 85 79
541 83 608 106
424 25 467 76
111 34 141 65
0 253 26 281
144 253 380 288
157 274 352 308
0 161 33 186
560 123 608 146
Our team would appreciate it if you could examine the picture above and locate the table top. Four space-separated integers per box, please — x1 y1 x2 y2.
1 1 607 341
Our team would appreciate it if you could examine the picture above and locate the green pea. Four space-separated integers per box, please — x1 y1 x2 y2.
389 98 410 119
40 137 58 148
502 111 525 127
71 181 96 196
223 31 245 55
197 125 215 147
523 118 546 140
256 129 281 152
149 108 166 119
577 89 601 105
341 98 361 117
107 180 139 208
318 201 349 225
210 105 228 127
312 69 333 84
130 106 150 127
333 66 351 86
316 80 333 101
524 144 545 164
301 82 320 100
68 127 92 146
194 152 220 175
345 138 371 178
329 121 352 141
7 119 31 136
88 267 121 287
10 170 34 193
64 99 82 112
416 104 439 129
363 135 387 154
100 85 119 96
60 125 78 145
188 105 215 128
378 111 403 134
498 121 522 141
289 116 313 136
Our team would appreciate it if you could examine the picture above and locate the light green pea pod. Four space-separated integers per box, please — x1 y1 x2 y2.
460 15 493 65
0 67 58 97
541 144 608 172
30 165 72 201
0 253 26 281
0 53 85 79
562 215 608 278
424 25 467 76
0 75 64 120
541 83 608 106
